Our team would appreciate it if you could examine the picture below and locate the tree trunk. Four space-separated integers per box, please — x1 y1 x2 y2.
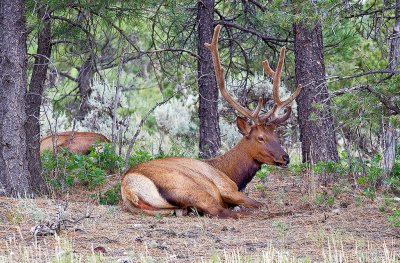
388 0 400 72
0 0 34 196
197 0 221 159
381 0 400 181
383 124 396 178
293 22 339 163
77 54 94 120
25 4 51 194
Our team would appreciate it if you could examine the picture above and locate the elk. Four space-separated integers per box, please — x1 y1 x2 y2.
121 25 301 219
40 131 110 154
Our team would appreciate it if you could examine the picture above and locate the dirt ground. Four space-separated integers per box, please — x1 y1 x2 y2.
0 172 399 262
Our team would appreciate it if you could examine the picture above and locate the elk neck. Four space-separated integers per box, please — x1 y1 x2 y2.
204 139 261 191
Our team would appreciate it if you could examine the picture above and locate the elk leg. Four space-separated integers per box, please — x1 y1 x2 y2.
194 200 249 219
159 186 246 219
220 191 264 208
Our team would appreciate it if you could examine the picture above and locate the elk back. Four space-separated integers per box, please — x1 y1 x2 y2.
40 131 110 154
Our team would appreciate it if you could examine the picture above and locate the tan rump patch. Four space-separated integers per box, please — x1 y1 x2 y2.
123 173 175 209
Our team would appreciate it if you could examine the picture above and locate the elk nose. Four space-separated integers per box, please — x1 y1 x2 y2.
282 155 290 164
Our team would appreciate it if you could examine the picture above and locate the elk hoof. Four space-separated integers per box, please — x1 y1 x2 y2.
174 209 188 217
251 200 264 209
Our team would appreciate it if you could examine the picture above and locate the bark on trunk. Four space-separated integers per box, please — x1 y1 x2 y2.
197 0 221 159
388 0 400 72
293 22 339 163
383 125 396 178
0 0 34 196
25 5 51 194
77 54 94 120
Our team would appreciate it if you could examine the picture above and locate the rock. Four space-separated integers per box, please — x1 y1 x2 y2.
116 257 133 263
332 208 340 215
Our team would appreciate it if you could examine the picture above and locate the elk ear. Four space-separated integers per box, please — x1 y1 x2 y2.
237 116 251 137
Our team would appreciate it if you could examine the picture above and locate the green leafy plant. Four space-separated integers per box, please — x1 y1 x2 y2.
128 149 156 167
332 179 351 197
315 192 334 207
388 209 400 227
378 195 398 213
88 141 123 173
362 187 376 200
41 141 122 191
99 183 122 205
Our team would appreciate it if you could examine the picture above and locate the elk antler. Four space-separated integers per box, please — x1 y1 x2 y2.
261 47 302 124
205 25 301 125
205 25 265 124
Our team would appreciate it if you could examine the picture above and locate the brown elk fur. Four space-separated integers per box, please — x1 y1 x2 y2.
40 131 110 154
122 119 290 219
121 25 301 219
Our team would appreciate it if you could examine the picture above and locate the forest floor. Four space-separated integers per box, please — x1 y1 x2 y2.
0 172 399 262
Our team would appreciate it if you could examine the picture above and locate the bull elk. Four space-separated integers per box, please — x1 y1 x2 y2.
121 25 301 219
40 131 110 154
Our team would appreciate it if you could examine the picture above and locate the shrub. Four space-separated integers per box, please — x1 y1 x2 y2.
315 192 335 207
388 209 400 227
88 141 123 172
41 141 122 191
99 183 122 205
128 149 156 167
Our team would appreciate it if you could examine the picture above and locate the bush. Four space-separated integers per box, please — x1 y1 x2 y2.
88 141 123 173
128 149 156 167
41 141 122 191
99 183 122 205
388 209 400 227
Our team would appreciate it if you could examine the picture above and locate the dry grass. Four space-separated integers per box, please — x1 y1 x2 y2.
0 173 399 262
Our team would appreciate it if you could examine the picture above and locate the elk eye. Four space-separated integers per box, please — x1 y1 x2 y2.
257 136 265 142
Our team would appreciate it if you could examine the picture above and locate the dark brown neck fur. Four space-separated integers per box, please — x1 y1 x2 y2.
204 139 261 191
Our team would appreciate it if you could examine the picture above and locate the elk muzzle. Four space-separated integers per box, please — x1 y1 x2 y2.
274 153 290 169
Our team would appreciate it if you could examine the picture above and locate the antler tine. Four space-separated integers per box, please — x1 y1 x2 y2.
273 106 292 124
262 60 275 77
279 84 302 108
259 47 302 125
272 47 286 104
259 103 278 123
205 25 263 123
251 97 264 119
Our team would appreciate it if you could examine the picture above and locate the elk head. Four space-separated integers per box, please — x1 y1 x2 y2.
205 25 302 168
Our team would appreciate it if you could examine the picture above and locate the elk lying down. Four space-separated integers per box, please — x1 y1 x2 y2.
121 25 302 219
40 131 110 154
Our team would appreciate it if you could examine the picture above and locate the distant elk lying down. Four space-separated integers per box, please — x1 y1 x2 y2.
40 131 110 154
121 25 302 219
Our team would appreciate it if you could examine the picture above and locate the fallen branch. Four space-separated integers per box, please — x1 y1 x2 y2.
31 202 94 237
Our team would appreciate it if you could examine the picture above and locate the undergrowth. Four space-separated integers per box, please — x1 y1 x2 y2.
41 141 188 205
42 141 400 225
256 150 400 226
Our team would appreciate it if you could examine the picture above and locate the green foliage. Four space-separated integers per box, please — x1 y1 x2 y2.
287 163 309 176
88 141 123 173
41 142 122 191
128 146 189 168
99 183 122 205
378 194 398 213
312 160 348 177
356 154 383 188
386 145 400 191
332 179 351 197
315 192 335 207
362 188 376 200
388 209 400 227
128 149 157 167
